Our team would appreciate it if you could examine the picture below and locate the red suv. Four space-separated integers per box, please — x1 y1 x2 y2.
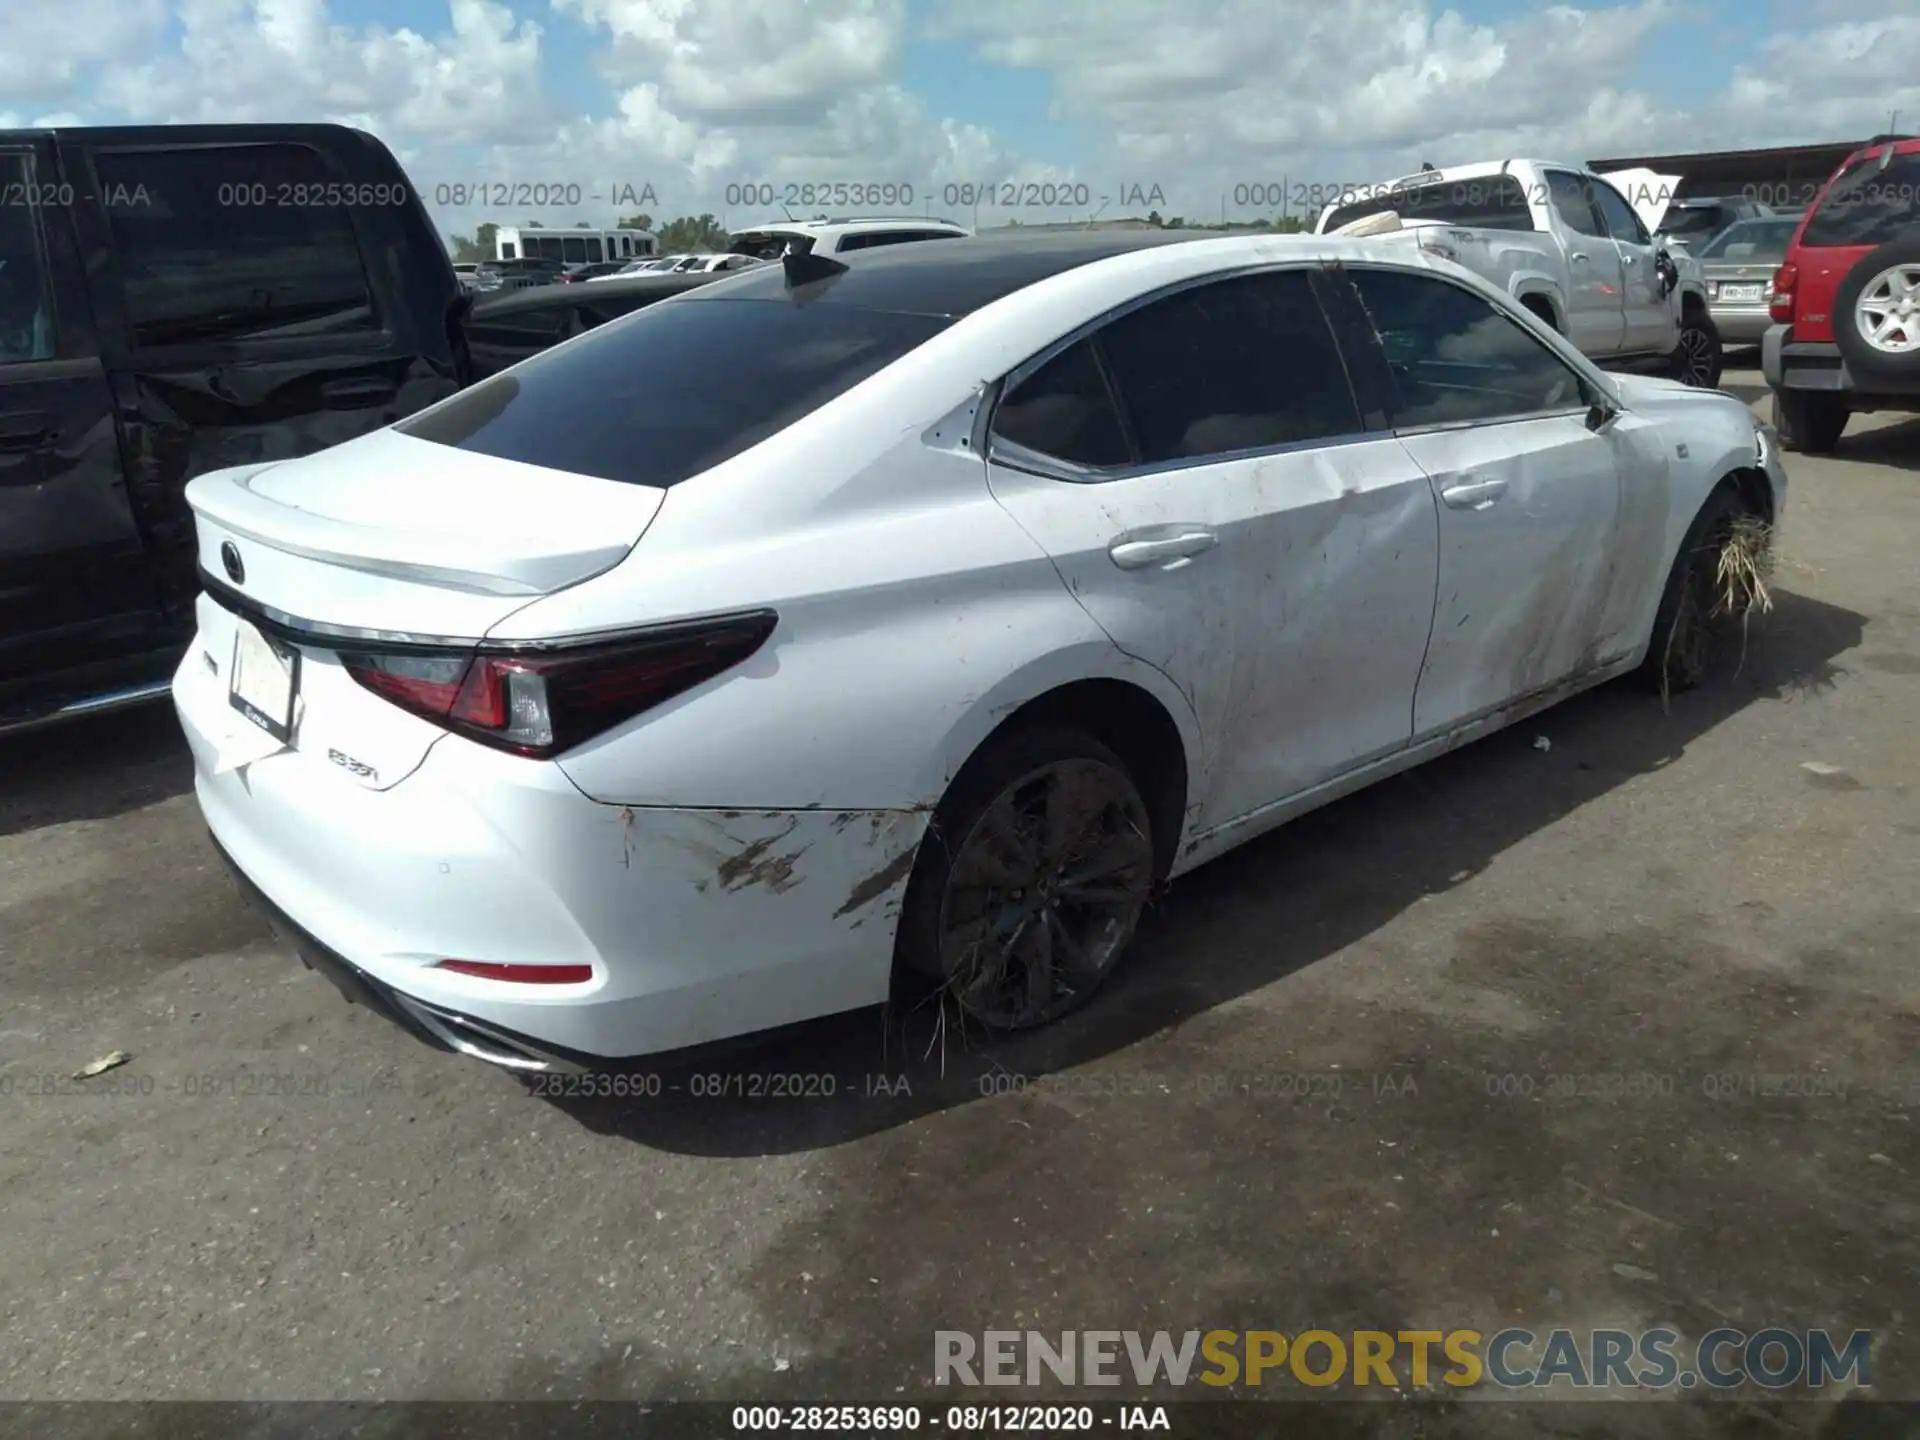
1763 133 1920 452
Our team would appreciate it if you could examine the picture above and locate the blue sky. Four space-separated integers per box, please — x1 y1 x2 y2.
3 0 1911 239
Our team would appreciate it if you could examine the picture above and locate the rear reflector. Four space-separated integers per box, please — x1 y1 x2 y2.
339 609 777 759
435 960 594 984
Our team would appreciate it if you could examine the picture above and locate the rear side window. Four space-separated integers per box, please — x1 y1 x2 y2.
730 232 812 261
1094 270 1365 462
1801 151 1920 248
92 144 378 348
398 298 951 487
1323 174 1536 234
992 339 1131 468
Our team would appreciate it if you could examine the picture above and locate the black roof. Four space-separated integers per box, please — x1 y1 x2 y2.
469 270 727 317
679 229 1212 318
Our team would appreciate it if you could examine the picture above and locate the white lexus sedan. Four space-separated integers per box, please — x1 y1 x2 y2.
173 231 1786 1073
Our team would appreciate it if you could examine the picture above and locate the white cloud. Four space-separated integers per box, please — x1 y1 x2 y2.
96 0 551 150
0 1 169 106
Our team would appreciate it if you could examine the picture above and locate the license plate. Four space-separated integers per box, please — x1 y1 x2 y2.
228 617 300 743
1719 284 1762 302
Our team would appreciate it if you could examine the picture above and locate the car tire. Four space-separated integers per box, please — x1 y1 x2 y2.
1638 487 1752 696
1831 237 1920 384
1672 305 1724 388
1772 389 1849 454
893 726 1157 1032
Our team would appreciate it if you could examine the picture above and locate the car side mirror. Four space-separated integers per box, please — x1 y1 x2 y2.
1585 397 1617 431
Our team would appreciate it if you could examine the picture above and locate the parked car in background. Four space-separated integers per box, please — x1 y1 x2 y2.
465 270 730 377
1697 214 1803 344
558 260 631 284
725 217 970 261
0 123 468 735
1318 159 1722 387
173 231 1782 1071
669 253 763 274
472 257 567 294
453 261 482 292
1764 133 1920 452
1655 196 1778 253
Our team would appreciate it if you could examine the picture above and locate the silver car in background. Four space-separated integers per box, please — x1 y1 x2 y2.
1697 214 1803 344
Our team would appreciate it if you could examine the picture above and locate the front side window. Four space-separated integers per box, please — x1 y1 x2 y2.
93 144 377 348
0 154 55 364
398 298 951 488
1589 180 1651 244
1802 151 1920 248
1544 171 1606 238
1094 269 1365 463
1347 268 1588 427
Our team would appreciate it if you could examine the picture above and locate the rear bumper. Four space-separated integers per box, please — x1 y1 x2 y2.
1763 325 1920 407
173 642 927 1066
1708 304 1771 345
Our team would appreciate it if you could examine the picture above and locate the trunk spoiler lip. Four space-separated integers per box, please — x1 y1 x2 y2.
200 569 780 659
185 460 662 597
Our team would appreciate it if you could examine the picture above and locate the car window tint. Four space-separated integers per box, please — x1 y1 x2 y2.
1589 181 1650 243
399 299 951 487
1094 270 1364 463
1700 218 1799 261
992 338 1131 468
92 144 377 348
1802 151 1920 247
0 155 56 364
1348 268 1587 427
1544 172 1607 237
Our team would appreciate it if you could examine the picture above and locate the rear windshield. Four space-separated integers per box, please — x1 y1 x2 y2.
1698 217 1800 261
730 232 813 260
1657 206 1735 242
398 298 951 487
1321 174 1537 234
1801 150 1920 247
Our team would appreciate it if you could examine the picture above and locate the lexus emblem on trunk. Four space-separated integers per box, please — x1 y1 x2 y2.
221 541 245 584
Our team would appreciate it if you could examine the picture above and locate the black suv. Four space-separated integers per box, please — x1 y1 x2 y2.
0 124 471 735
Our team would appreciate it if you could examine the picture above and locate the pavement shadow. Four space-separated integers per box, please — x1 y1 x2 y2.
0 702 192 840
1832 415 1920 473
541 586 1869 1156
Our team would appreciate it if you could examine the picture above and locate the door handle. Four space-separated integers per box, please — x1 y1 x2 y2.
1621 253 1637 265
1108 527 1218 571
1439 477 1508 510
0 412 53 451
1570 251 1588 262
320 377 400 409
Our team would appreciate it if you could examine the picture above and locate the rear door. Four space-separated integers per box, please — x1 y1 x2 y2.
66 131 462 625
0 138 164 689
1588 175 1672 352
1542 169 1628 356
1336 265 1630 738
984 266 1440 831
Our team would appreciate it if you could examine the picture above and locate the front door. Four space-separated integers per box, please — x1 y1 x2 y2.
982 266 1440 832
1543 169 1628 357
1338 264 1627 738
1589 175 1674 353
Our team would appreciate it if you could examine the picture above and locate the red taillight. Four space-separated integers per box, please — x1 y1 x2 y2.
1769 264 1797 323
338 610 777 758
435 960 593 984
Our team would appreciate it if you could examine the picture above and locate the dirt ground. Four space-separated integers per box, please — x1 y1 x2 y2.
1 370 1916 1437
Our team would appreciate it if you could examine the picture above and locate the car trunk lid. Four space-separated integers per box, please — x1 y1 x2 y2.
183 426 666 789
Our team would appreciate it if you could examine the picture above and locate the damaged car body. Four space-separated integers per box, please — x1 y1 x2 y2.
173 231 1787 1071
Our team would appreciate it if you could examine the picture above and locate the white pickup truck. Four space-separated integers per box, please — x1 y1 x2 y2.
1315 159 1722 388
